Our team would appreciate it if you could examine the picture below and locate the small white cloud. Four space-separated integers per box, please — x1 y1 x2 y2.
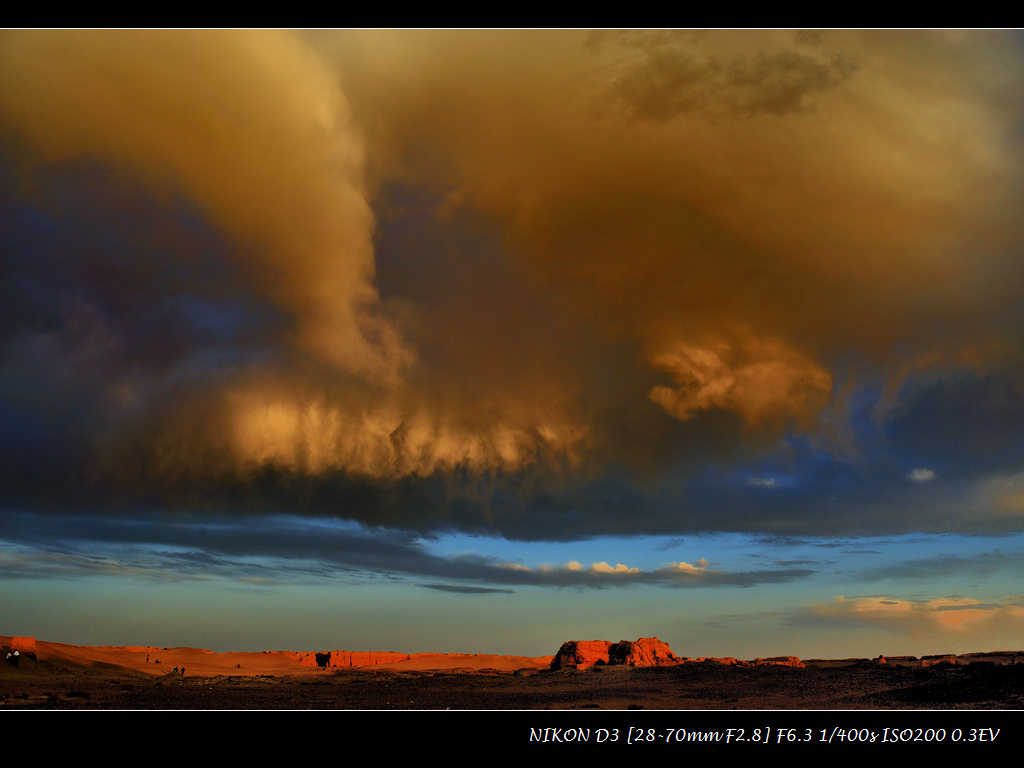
660 561 708 575
590 561 640 575
746 474 794 488
907 468 936 483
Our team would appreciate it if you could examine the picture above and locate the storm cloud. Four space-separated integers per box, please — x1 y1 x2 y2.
3 29 1024 543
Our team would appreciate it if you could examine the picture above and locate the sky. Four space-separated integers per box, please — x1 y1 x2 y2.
3 29 1024 659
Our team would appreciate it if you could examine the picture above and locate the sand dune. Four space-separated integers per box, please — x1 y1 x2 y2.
3 636 553 678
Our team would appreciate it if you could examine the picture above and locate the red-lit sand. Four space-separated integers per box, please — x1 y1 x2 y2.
13 636 552 676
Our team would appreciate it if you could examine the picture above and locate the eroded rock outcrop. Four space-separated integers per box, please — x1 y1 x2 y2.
751 656 804 668
285 650 413 668
690 655 806 667
922 655 958 667
611 637 682 667
324 651 412 668
551 637 683 669
551 640 614 669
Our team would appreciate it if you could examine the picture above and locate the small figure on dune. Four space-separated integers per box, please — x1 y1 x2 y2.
180 667 185 676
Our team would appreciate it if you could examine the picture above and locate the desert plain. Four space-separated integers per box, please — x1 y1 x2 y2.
4 634 1024 710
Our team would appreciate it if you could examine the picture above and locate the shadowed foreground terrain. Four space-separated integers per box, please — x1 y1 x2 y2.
9 663 1024 711
4 637 1024 710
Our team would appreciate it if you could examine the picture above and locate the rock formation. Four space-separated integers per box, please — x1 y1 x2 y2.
551 640 613 670
551 637 683 670
750 656 803 667
921 655 958 667
694 655 804 667
285 650 413 667
610 637 682 667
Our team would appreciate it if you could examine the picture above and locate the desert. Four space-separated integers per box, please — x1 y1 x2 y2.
7 31 1024 735
4 634 1023 710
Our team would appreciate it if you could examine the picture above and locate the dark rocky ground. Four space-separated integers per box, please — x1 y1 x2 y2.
4 656 1024 710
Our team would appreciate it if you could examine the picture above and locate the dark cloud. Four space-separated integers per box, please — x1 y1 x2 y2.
2 30 1024 547
886 368 1024 478
0 510 812 590
420 584 514 594
857 548 1024 583
598 30 857 120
